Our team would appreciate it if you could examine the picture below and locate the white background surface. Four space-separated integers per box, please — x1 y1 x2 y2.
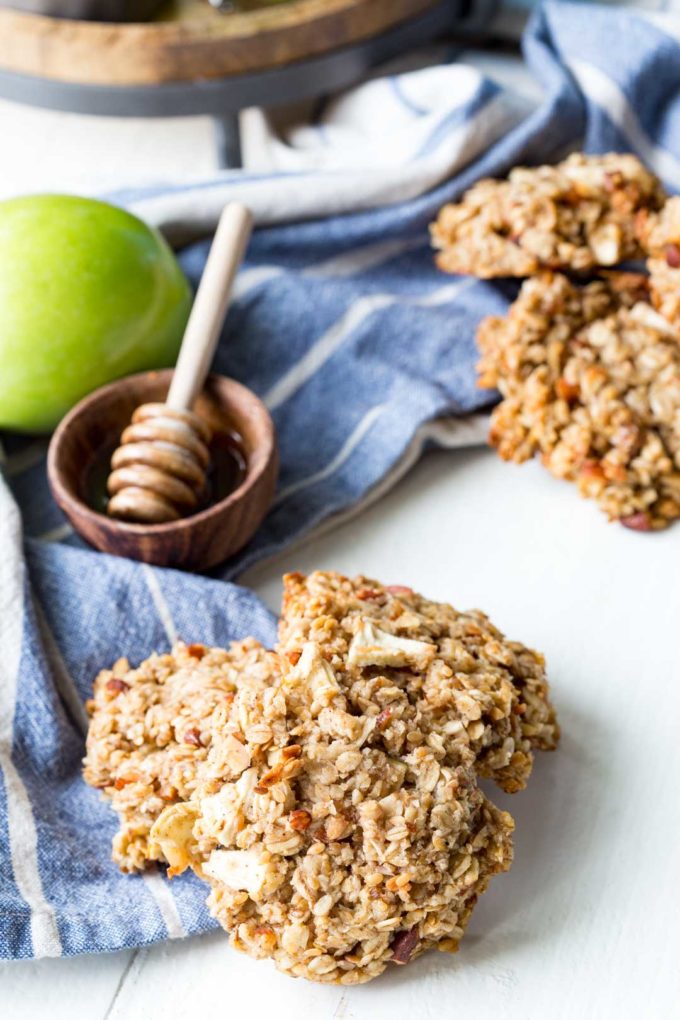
1 100 679 1019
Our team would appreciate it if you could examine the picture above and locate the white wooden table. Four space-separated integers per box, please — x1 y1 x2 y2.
2 444 679 1019
1 95 679 1020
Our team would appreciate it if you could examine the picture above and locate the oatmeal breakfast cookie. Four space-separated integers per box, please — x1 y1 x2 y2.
636 195 680 323
277 571 558 793
478 272 680 529
150 641 514 984
83 639 282 871
431 153 665 278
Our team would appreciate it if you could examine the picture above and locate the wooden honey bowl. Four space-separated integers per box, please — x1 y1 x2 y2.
47 368 278 571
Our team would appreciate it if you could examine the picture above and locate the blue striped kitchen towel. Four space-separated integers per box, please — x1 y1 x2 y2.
2 1 680 960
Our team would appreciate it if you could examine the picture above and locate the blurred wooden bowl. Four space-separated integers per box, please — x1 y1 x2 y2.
47 369 277 571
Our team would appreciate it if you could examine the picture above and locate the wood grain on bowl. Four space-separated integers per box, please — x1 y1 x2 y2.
47 370 278 571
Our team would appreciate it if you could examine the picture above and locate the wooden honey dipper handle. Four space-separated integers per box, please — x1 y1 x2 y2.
167 202 253 412
107 203 253 525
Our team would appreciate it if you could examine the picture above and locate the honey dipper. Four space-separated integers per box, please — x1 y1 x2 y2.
106 202 253 524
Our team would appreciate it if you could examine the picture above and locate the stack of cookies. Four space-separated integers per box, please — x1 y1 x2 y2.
84 572 559 984
431 153 680 531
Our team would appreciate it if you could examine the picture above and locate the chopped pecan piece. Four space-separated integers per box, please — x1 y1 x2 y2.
255 747 302 792
183 728 203 747
356 587 385 601
665 243 680 268
579 460 606 481
106 678 130 694
375 707 393 731
114 772 141 790
281 744 302 760
621 512 652 532
391 926 419 965
288 809 312 832
556 378 579 402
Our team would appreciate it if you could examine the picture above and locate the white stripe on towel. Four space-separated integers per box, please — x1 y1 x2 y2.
267 413 490 561
233 235 423 301
37 522 74 543
566 58 680 187
264 277 475 412
141 871 186 940
233 265 282 299
142 565 178 646
637 11 680 47
32 597 89 735
303 236 423 280
274 403 388 506
0 479 62 958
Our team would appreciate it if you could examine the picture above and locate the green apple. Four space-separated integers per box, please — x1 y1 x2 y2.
0 194 192 433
